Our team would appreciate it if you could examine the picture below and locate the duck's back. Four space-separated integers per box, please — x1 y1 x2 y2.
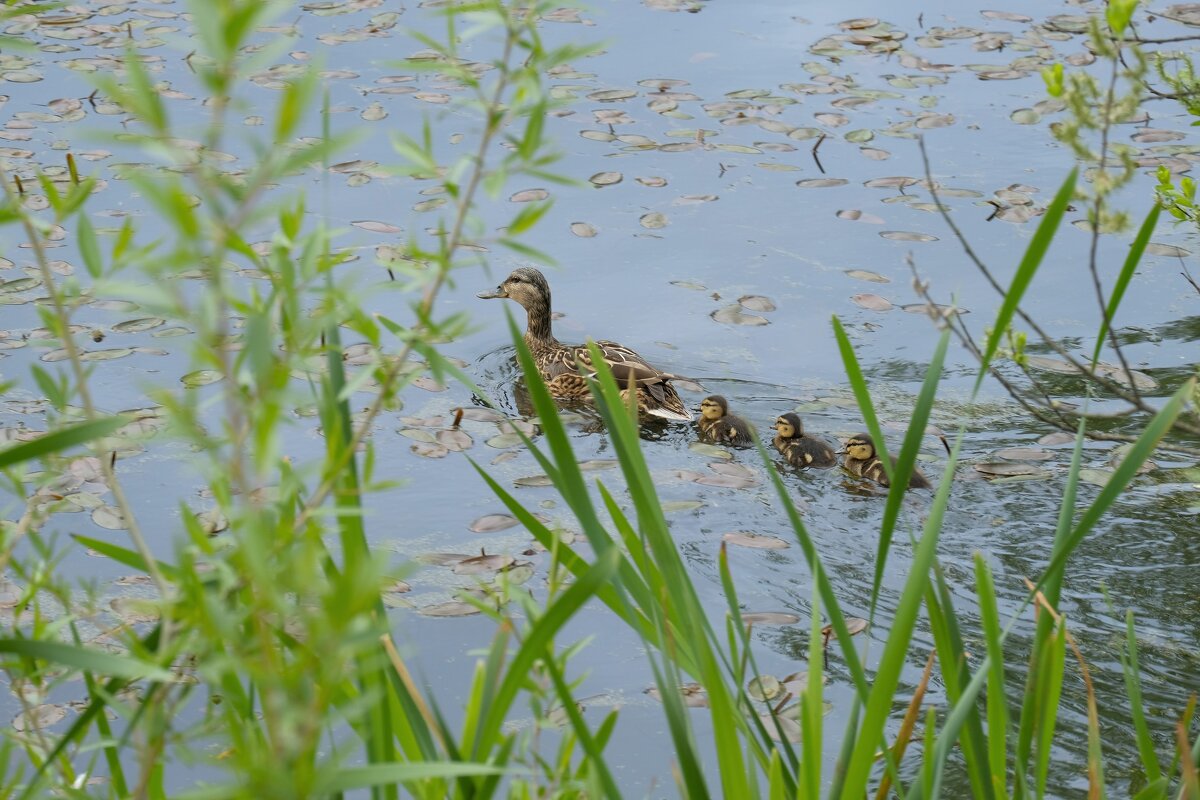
702 415 754 447
777 434 837 468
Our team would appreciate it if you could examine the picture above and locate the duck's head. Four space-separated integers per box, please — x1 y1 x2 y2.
477 266 550 311
774 412 803 439
699 395 729 421
841 433 876 460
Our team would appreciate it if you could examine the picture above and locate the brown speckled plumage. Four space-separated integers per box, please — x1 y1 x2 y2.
697 395 754 447
478 267 692 421
842 433 931 490
772 412 836 469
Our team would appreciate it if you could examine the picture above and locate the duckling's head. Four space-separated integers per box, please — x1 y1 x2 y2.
477 266 550 312
700 395 729 421
774 412 803 439
843 433 876 461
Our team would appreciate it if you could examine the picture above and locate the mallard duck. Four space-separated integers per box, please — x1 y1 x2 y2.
773 412 836 469
478 267 693 421
840 433 931 489
697 395 754 446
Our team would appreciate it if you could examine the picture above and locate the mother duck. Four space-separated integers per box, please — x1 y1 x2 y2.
478 267 693 421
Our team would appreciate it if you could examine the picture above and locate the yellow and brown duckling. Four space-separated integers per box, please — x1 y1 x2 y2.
697 395 754 447
841 433 931 490
773 412 837 469
478 267 693 421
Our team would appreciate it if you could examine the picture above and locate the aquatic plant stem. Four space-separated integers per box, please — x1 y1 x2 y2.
292 22 518 532
0 168 171 604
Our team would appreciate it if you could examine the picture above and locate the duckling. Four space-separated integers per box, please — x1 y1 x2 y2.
697 395 754 447
478 267 692 421
841 433 931 489
773 412 837 469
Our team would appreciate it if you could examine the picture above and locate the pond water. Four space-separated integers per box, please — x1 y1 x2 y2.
0 0 1198 796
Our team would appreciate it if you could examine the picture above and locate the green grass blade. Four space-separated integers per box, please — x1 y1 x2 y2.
838 404 961 800
541 654 622 799
474 547 621 755
1040 378 1192 591
1090 202 1161 365
1034 621 1067 799
0 416 126 468
832 315 891 477
975 554 1011 797
315 762 512 792
975 167 1077 391
1122 610 1162 784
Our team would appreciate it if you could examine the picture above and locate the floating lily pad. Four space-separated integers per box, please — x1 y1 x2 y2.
458 408 506 423
796 178 848 188
712 305 769 326
738 295 776 312
974 462 1045 477
1145 242 1190 258
1078 468 1114 487
352 220 402 234
646 683 708 708
510 188 548 203
91 505 127 530
196 509 228 535
469 514 520 533
837 209 885 224
1037 432 1076 446
453 552 515 575
689 442 733 460
436 429 472 452
880 230 938 242
486 432 525 449
695 474 757 489
12 704 66 732
570 222 598 237
845 269 890 283
514 474 554 487
112 317 165 333
852 293 892 312
993 447 1054 461
411 442 449 459
748 675 782 702
639 212 669 229
723 531 789 549
418 601 481 617
741 611 801 626
181 370 223 388
661 499 704 513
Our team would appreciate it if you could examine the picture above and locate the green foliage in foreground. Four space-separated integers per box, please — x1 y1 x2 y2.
0 1 1197 798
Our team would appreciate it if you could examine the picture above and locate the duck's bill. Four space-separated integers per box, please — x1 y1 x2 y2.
477 287 507 299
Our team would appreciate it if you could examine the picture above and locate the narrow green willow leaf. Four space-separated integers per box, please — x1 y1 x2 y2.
976 167 1078 391
0 639 172 682
71 534 179 582
1091 203 1160 365
0 416 126 469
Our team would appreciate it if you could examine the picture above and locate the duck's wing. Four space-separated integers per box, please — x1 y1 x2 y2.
576 341 671 400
